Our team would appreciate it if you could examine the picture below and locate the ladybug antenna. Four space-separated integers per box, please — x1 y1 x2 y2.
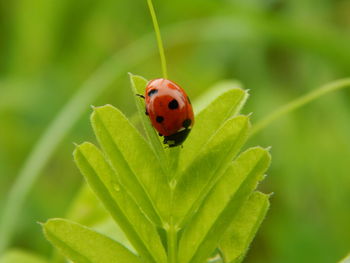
146 0 168 79
136 94 145 99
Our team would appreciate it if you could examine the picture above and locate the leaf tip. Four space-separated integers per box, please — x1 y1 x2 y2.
90 104 116 122
73 142 90 160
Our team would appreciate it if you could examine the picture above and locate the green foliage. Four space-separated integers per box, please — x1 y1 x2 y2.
42 74 271 263
339 254 350 263
219 192 270 263
178 148 271 263
0 249 47 263
43 219 141 263
2 4 350 260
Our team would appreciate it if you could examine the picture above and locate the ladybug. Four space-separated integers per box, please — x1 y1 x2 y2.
138 78 194 147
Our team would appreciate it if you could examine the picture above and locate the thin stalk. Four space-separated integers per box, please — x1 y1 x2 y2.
250 78 350 137
146 0 168 79
166 147 179 263
167 217 178 263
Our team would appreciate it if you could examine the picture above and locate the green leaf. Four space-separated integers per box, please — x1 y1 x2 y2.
339 254 350 263
129 73 167 166
91 105 170 224
66 184 110 227
42 218 141 263
173 115 251 227
180 86 248 170
219 192 270 263
93 218 135 254
0 249 47 263
192 80 245 115
178 147 271 263
74 142 167 263
62 184 134 254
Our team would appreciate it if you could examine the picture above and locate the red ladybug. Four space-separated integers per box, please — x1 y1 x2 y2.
140 78 194 147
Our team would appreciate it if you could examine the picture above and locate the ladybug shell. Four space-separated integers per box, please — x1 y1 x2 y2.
145 78 194 147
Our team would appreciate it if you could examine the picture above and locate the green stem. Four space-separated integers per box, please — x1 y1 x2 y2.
167 218 177 263
250 78 350 137
146 0 168 79
166 147 179 262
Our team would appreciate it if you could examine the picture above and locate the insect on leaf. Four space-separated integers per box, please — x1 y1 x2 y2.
129 73 167 165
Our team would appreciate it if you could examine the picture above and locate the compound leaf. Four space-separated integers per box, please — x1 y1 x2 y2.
178 147 271 263
173 115 251 227
180 86 248 170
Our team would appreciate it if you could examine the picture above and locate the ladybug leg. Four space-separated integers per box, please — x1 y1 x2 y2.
136 94 145 99
145 108 149 115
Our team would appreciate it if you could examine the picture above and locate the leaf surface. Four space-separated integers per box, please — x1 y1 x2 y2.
66 184 109 227
339 254 350 263
74 142 167 263
180 87 248 170
173 115 250 227
0 249 47 263
43 218 141 263
219 192 270 263
192 80 244 115
129 74 167 166
91 105 170 224
178 147 271 263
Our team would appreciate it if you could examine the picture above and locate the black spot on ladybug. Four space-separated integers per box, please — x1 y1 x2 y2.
148 89 158 97
168 99 179 110
187 96 192 105
156 116 164 123
164 128 191 147
182 119 192 128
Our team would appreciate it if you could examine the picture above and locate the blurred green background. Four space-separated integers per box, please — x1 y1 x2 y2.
1 0 350 262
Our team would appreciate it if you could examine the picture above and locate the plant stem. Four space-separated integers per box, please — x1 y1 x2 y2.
167 147 179 263
146 0 168 79
167 217 177 263
250 78 350 137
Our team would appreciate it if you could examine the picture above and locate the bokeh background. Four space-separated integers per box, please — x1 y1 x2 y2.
1 0 350 262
